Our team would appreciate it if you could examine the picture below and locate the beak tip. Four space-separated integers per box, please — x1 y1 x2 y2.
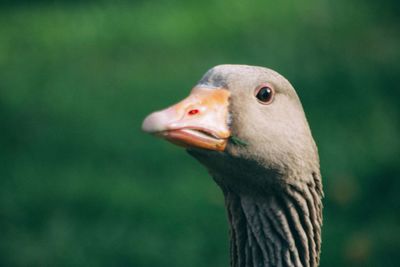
141 114 155 133
142 111 170 134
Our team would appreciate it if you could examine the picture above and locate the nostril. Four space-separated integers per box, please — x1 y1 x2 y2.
188 109 199 116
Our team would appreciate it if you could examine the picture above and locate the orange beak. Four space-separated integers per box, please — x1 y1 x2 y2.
142 87 231 151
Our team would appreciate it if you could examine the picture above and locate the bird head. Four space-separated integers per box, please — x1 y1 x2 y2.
142 65 319 188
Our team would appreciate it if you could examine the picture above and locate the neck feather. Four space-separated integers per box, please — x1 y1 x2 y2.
221 174 323 267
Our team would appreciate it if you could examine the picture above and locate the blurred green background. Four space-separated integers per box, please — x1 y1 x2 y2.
1 0 399 266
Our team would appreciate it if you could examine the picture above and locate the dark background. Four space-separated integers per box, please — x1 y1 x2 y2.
1 1 399 266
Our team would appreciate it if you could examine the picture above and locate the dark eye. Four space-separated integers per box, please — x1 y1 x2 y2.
255 85 274 104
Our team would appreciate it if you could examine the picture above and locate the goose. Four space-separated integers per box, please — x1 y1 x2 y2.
142 65 323 267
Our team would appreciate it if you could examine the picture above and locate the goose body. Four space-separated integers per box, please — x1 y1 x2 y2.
142 65 323 267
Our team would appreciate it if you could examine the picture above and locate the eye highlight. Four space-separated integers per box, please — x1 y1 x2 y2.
255 84 274 104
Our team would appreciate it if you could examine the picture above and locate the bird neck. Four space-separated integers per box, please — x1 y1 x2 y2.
221 175 323 267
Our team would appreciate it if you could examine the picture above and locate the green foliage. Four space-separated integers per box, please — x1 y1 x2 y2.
0 1 399 266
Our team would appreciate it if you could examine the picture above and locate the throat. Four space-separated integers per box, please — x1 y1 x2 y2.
222 181 323 267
